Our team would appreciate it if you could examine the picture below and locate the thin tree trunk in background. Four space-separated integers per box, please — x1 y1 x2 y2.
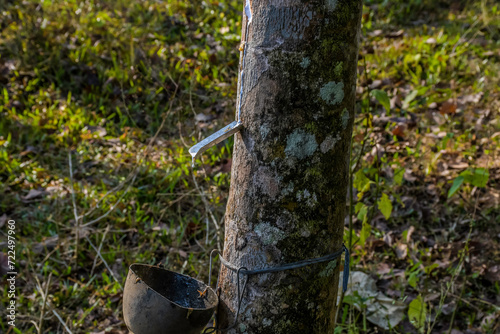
218 0 362 332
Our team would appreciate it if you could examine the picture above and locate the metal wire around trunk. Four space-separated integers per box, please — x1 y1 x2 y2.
203 244 350 333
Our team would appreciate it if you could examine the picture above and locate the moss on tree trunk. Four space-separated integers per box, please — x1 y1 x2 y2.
218 0 362 333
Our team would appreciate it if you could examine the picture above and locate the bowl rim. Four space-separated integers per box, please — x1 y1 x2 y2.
127 263 219 311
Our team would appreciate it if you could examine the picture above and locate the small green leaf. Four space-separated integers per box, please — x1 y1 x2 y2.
353 169 372 199
408 272 418 288
357 204 368 223
424 263 439 275
460 168 489 188
371 89 391 113
402 90 418 109
354 202 364 214
377 193 393 220
448 176 464 198
394 168 404 185
408 295 427 332
359 221 371 246
3 88 8 104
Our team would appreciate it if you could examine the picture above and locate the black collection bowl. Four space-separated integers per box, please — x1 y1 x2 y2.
123 264 218 334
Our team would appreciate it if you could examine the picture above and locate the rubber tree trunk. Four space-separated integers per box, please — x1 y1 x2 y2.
218 0 362 333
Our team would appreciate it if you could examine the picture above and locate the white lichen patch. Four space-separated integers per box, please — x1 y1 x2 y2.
300 228 311 237
253 166 279 198
260 124 270 139
255 222 285 246
319 81 344 105
281 181 294 196
341 108 349 129
285 129 318 160
262 318 272 327
244 305 255 322
320 134 340 153
326 0 338 12
296 189 318 207
300 57 311 68
319 259 338 277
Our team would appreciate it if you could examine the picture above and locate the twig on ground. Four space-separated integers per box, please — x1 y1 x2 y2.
119 80 138 128
178 121 191 148
205 217 209 245
39 244 60 268
52 310 73 334
68 152 80 265
188 77 199 118
451 18 480 55
91 226 110 276
77 177 129 220
85 236 123 290
37 272 52 334
156 189 197 223
448 292 481 312
81 172 138 228
156 191 201 196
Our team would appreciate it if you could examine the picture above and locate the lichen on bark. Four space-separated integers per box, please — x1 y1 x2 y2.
218 0 363 333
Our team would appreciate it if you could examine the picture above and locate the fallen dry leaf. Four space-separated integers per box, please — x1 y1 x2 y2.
485 265 500 283
339 271 406 330
383 233 393 247
19 145 39 156
84 125 107 137
386 29 404 38
390 95 402 109
449 162 469 169
395 243 408 259
426 37 437 44
439 101 457 115
376 263 392 275
370 144 386 160
170 247 188 258
406 226 415 243
33 235 59 254
428 102 438 109
403 170 417 182
459 92 483 104
369 29 383 37
424 293 441 302
152 223 169 232
369 80 382 89
195 113 215 123
442 301 457 315
22 188 46 200
392 125 406 138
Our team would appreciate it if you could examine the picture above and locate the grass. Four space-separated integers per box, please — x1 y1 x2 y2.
0 0 499 333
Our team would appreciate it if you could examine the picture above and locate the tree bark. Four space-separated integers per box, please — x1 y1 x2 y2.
218 0 362 333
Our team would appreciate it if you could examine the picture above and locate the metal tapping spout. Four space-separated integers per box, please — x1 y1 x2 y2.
189 0 252 168
188 121 243 168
